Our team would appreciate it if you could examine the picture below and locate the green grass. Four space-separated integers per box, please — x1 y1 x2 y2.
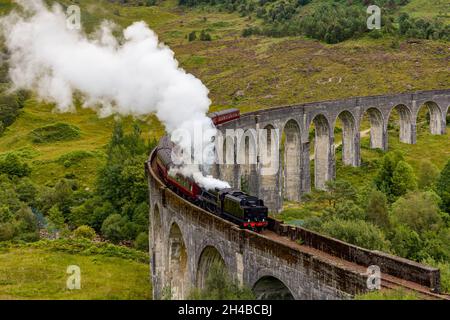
0 98 164 188
0 240 151 300
401 0 450 23
355 288 419 300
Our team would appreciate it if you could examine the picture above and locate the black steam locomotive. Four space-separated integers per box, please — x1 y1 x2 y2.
155 136 268 232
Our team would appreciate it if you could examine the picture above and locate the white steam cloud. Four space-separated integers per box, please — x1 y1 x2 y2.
0 0 229 190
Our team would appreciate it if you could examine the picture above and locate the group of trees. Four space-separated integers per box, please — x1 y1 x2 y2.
0 156 39 242
398 13 450 40
0 44 30 135
177 0 449 43
0 122 156 251
302 152 450 291
1 36 32 134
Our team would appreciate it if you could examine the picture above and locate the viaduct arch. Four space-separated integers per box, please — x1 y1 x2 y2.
215 89 450 212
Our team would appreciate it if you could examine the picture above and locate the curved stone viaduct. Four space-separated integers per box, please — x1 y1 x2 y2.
214 89 450 212
146 89 450 300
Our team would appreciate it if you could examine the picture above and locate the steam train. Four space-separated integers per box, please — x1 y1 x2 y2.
208 108 240 125
155 134 268 232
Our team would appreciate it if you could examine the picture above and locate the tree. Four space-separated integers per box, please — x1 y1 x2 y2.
16 177 37 205
392 160 417 197
0 94 20 128
134 232 149 251
47 205 65 232
0 222 15 241
97 122 152 210
131 202 150 233
417 160 440 190
0 205 13 224
188 261 255 300
320 179 356 208
436 159 450 213
101 214 127 243
38 179 76 215
374 151 404 200
366 189 390 229
391 191 443 234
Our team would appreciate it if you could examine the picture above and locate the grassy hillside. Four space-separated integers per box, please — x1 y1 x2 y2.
0 240 151 300
0 98 163 188
401 0 450 21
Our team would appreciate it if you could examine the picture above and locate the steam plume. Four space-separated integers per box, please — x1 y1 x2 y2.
0 0 229 190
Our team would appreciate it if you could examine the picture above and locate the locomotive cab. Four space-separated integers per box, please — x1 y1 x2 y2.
219 189 269 231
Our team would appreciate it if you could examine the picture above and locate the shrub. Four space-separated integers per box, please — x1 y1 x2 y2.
57 150 95 168
320 218 389 251
73 225 97 240
29 123 81 144
0 153 31 177
188 31 197 41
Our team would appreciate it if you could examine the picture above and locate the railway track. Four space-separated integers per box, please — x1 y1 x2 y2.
261 230 449 300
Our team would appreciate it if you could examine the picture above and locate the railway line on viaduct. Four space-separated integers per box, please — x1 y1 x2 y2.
146 89 450 300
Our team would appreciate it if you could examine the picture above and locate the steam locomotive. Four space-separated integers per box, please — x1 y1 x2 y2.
155 135 268 232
